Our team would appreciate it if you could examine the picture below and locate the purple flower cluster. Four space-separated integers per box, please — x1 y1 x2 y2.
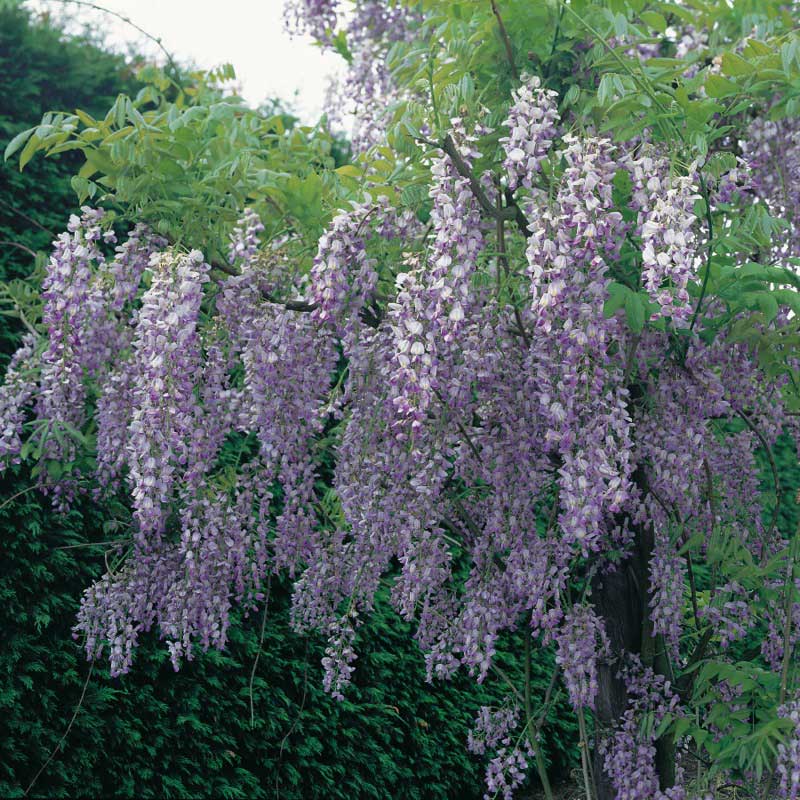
283 0 338 43
0 210 163 503
762 574 800 671
126 249 209 542
648 539 685 660
699 581 753 650
525 134 633 555
741 116 800 261
216 248 339 575
388 123 485 426
554 605 609 709
467 704 531 800
600 660 684 800
287 0 417 153
76 468 266 675
321 616 358 701
228 207 264 267
83 223 163 377
35 207 107 474
310 196 416 346
483 744 531 800
777 697 800 799
0 334 39 463
500 75 559 190
629 152 699 323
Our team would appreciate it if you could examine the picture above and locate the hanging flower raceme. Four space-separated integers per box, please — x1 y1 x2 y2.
648 539 686 661
126 249 209 544
35 207 107 476
283 0 338 42
742 115 800 261
554 604 609 709
628 151 699 323
388 121 486 426
599 661 686 800
75 461 266 675
228 207 265 267
0 334 39 464
467 704 533 800
291 0 418 154
777 697 800 799
500 74 560 191
87 226 167 491
309 195 417 347
216 251 338 574
0 212 164 501
84 222 164 376
525 134 633 556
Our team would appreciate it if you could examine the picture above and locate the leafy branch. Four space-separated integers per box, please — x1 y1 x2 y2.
416 134 532 236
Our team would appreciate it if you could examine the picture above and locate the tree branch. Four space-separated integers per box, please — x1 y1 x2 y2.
24 662 95 797
525 621 554 800
211 259 318 313
0 240 37 258
490 0 519 81
0 197 55 236
52 0 184 88
417 135 532 237
496 193 532 349
734 407 781 547
249 574 272 728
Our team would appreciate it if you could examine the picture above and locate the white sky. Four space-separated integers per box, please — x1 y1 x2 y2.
24 0 343 121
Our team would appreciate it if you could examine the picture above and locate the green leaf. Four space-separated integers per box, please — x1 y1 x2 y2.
705 74 740 99
335 165 363 179
640 11 667 33
721 52 756 77
604 282 631 317
17 133 41 170
70 175 91 203
563 84 580 107
757 293 779 323
625 292 646 332
4 127 34 161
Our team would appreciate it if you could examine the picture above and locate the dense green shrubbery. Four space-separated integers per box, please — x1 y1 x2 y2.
0 473 499 799
0 461 578 799
0 7 579 797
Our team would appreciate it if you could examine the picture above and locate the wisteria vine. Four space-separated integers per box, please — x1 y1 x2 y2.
2 1 800 798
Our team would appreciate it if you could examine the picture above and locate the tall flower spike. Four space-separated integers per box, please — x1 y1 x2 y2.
0 334 39 464
639 168 699 324
388 123 485 426
126 249 209 544
555 605 609 709
228 207 265 268
35 207 105 477
500 74 560 190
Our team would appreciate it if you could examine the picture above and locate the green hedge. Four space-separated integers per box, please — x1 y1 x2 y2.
0 472 492 799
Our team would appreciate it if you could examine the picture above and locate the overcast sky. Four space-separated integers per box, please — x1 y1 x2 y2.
25 0 342 121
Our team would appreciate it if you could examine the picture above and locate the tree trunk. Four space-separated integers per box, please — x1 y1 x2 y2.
591 555 645 800
591 464 676 799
